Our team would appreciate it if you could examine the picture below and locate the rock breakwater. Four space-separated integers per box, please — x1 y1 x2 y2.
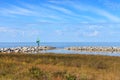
0 46 56 53
64 46 120 52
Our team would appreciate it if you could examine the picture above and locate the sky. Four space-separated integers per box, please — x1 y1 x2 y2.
0 0 120 42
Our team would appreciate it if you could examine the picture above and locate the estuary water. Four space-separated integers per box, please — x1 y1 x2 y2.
0 42 120 56
1 42 120 48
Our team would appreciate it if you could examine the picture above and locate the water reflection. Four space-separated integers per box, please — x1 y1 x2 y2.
41 49 120 57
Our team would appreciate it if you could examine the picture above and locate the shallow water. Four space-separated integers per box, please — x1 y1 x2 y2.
1 42 120 56
1 42 120 48
41 49 120 57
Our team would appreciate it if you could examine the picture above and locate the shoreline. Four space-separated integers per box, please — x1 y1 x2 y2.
1 46 120 53
65 46 120 52
0 46 56 53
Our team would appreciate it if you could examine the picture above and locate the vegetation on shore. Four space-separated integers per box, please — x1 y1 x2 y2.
0 53 120 80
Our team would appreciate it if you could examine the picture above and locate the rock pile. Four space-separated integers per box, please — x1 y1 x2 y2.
0 46 56 53
64 46 120 52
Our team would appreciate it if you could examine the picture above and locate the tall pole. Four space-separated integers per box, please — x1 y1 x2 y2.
36 39 40 47
36 38 40 53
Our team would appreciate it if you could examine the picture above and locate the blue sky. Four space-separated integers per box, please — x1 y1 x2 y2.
0 0 120 42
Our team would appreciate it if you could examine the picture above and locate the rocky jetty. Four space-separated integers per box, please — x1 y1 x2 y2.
64 46 120 52
0 46 56 53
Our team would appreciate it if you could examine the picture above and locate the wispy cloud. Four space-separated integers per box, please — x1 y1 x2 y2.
51 1 120 22
71 2 120 22
93 8 120 22
44 4 92 22
1 1 120 23
81 15 98 22
0 5 36 17
99 0 120 10
0 26 41 37
0 4 64 22
55 30 64 35
46 4 74 15
85 30 99 37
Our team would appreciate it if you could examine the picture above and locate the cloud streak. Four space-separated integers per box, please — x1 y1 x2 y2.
50 1 120 22
0 5 36 17
74 3 120 22
1 1 120 23
0 26 41 38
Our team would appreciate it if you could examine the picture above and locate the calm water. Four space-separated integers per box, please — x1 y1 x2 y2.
1 42 120 48
42 49 120 57
1 42 120 56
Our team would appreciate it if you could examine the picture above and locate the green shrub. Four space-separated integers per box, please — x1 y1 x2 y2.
53 71 66 78
79 74 87 80
29 67 48 80
96 61 108 69
66 74 76 80
89 61 108 70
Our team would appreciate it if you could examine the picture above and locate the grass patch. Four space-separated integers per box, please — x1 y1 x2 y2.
0 53 120 80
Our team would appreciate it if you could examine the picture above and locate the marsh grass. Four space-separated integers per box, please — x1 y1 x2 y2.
0 53 120 80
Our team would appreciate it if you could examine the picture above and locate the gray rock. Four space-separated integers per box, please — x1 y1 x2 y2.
64 46 120 52
0 46 56 53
